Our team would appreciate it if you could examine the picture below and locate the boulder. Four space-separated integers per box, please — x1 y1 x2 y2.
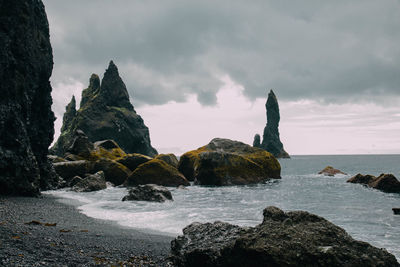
66 129 94 159
93 159 131 186
0 0 58 195
53 160 94 183
122 184 173 202
155 153 179 168
117 153 152 171
393 208 400 215
318 166 347 176
347 173 376 184
69 176 84 187
94 140 120 150
178 138 280 186
51 61 157 157
72 171 107 192
170 206 399 267
125 159 189 187
347 173 400 193
253 90 290 158
47 155 66 163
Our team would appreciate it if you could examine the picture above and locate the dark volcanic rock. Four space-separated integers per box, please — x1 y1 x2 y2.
155 153 179 168
393 208 400 215
92 159 131 186
72 171 107 192
0 0 58 195
66 129 94 159
347 173 400 193
126 159 189 187
178 138 281 186
53 160 94 183
170 206 399 267
51 61 157 157
117 153 152 171
122 184 173 202
318 166 347 176
254 90 289 158
61 96 77 132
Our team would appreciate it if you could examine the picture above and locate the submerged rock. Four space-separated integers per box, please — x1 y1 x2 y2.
178 138 280 186
0 0 58 196
254 90 289 158
51 61 157 157
393 208 400 215
126 159 189 187
347 173 400 193
170 206 399 267
318 166 347 176
72 171 106 192
122 184 173 202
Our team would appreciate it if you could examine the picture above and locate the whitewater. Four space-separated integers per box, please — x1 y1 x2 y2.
45 154 400 259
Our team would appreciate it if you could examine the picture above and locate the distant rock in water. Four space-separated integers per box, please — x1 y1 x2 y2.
170 206 399 266
122 184 173 202
318 166 347 176
254 90 289 158
348 173 400 193
0 0 58 196
51 61 157 157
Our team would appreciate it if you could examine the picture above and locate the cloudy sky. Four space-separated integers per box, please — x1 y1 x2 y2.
43 0 400 155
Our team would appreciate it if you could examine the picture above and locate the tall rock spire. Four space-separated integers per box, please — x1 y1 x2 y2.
61 96 76 132
51 61 157 157
254 90 289 158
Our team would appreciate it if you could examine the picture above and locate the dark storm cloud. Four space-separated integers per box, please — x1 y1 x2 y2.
43 0 400 106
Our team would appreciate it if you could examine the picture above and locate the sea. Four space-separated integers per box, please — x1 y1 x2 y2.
44 154 400 260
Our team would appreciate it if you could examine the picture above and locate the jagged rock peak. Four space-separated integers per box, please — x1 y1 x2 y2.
61 96 77 132
254 89 290 158
80 74 100 107
99 60 133 109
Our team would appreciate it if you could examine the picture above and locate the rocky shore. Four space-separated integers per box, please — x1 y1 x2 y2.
0 195 172 266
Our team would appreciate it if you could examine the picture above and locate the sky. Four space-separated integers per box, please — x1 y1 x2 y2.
43 0 400 155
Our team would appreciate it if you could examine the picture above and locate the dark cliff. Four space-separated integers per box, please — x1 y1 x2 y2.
0 0 57 195
51 61 157 157
254 90 289 158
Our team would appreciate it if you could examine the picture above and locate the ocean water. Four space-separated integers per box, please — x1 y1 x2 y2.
45 155 400 259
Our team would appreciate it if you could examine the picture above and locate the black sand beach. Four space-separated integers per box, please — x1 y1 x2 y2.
0 195 173 266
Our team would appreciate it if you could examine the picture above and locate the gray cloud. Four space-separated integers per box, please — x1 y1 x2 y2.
43 0 400 107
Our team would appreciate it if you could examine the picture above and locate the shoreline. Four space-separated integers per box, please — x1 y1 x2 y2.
0 195 173 266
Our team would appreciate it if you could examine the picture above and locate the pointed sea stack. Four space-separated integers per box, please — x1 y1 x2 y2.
254 90 289 158
51 61 157 157
0 0 58 195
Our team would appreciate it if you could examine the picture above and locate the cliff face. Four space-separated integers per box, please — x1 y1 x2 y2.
0 0 57 195
254 90 289 158
52 61 157 157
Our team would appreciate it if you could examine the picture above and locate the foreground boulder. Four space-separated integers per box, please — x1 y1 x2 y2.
170 206 399 267
178 138 280 186
122 184 173 202
347 173 400 193
51 61 157 157
116 153 152 171
92 159 131 186
253 90 290 158
72 171 107 192
0 0 58 195
318 166 347 176
126 159 189 187
53 160 94 183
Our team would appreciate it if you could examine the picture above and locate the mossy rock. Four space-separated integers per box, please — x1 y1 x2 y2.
178 138 281 186
93 159 131 186
88 146 127 161
53 160 95 183
125 159 190 187
117 153 152 171
155 153 179 168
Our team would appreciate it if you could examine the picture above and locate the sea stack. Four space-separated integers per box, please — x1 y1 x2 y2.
254 90 289 158
0 0 58 195
51 61 157 157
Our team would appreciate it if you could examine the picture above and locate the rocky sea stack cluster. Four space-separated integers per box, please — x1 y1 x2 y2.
253 90 289 158
51 61 157 157
0 0 58 196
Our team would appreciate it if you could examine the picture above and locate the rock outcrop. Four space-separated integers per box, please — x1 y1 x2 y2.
155 153 179 168
178 138 281 185
122 184 173 202
253 90 289 158
318 166 347 176
125 159 190 187
170 206 399 267
348 173 400 193
51 61 157 157
0 0 58 196
71 171 107 192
